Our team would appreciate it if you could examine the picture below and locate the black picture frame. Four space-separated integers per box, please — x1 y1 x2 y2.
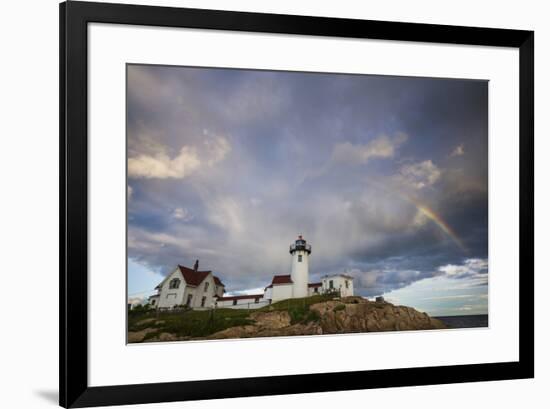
60 1 534 407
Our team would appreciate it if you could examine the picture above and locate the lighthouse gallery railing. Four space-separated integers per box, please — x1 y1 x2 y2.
289 243 312 253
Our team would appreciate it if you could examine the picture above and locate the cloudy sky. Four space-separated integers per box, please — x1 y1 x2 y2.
127 64 488 316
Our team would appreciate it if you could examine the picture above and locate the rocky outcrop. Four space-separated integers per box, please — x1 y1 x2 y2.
206 311 323 339
206 297 445 340
310 297 446 333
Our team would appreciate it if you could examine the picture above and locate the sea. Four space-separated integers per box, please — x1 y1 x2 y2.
434 314 489 329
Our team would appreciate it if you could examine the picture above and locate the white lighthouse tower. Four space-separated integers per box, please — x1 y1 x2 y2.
289 235 311 298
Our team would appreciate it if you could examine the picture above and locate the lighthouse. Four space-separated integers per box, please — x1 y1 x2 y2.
289 235 311 298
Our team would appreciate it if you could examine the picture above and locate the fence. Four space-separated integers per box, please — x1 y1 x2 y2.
216 299 271 310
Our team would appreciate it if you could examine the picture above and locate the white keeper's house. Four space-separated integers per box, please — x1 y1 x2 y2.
148 236 354 310
148 260 226 310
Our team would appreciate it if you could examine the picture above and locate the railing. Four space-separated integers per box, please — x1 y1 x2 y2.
289 243 312 253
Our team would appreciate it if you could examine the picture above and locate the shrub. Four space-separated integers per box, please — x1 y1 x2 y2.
333 304 346 312
304 309 321 323
288 307 307 325
130 303 152 313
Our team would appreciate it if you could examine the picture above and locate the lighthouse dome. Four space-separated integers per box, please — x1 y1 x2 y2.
289 235 312 254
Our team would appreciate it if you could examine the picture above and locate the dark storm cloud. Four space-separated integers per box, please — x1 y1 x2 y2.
127 64 488 297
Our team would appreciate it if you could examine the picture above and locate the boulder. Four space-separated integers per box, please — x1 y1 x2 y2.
127 328 157 343
207 325 258 339
250 310 291 329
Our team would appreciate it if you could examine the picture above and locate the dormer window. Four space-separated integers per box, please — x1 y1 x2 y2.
169 278 181 289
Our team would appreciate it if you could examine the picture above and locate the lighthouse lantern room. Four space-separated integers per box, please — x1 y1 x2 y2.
289 235 312 298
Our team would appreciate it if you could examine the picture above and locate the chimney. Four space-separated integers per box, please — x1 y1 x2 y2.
194 259 199 272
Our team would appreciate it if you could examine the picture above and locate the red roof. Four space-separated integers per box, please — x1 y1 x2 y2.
213 276 225 287
178 265 211 286
308 282 322 288
217 294 263 301
271 274 293 285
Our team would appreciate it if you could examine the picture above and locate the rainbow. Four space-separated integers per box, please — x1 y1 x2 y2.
367 181 468 253
406 196 468 253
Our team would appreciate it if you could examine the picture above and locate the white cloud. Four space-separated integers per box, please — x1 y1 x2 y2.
127 296 146 306
227 287 266 296
450 144 465 157
422 294 477 301
398 160 441 189
203 135 231 166
128 146 201 179
438 258 488 280
172 207 193 221
331 132 408 165
128 135 231 179
206 197 245 236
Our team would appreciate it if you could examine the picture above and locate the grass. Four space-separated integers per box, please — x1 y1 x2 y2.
259 294 333 324
128 293 336 342
128 308 253 341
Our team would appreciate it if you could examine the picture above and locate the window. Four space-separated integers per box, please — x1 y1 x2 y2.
186 294 193 306
329 280 334 289
298 255 302 262
151 299 156 305
314 287 318 293
204 282 209 292
233 299 238 306
201 296 206 307
169 278 180 289
255 298 259 303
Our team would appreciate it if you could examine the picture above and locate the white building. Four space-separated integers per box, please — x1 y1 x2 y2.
321 274 354 298
146 236 354 310
308 282 322 296
215 294 269 309
263 274 294 303
148 260 225 310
